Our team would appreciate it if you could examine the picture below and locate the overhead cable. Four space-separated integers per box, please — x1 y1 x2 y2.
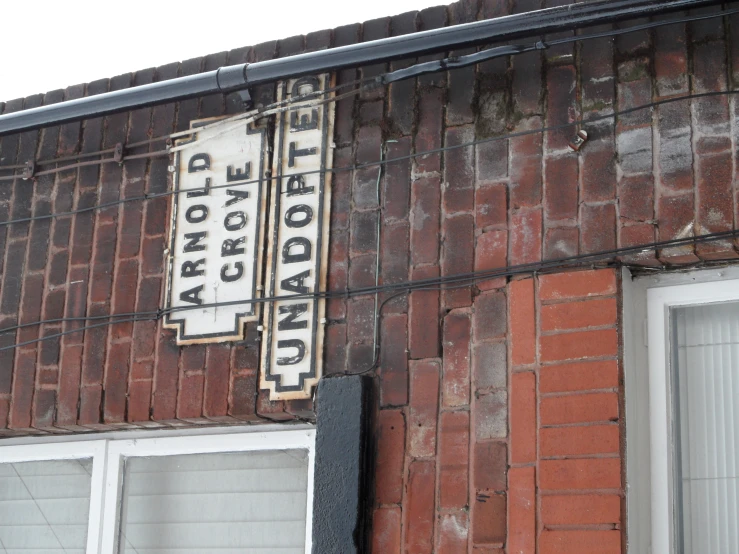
1 228 738 352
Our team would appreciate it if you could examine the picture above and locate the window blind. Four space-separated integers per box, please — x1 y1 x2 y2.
118 449 309 554
674 302 739 553
0 458 93 554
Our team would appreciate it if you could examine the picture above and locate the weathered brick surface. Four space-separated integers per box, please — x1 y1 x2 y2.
0 2 735 551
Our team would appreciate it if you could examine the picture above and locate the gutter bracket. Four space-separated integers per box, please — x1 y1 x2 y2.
236 89 253 109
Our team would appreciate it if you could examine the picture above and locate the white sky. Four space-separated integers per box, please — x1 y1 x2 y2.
0 0 448 103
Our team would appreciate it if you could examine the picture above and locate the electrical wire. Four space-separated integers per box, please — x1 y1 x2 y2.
1 87 738 229
2 228 738 352
0 5 736 182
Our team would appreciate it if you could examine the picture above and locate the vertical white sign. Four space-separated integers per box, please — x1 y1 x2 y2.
164 121 269 343
261 75 334 400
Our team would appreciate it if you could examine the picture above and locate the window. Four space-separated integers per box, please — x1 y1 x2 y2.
0 426 315 553
625 268 739 553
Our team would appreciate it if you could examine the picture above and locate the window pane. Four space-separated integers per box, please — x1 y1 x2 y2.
118 449 309 554
673 302 739 553
0 458 93 554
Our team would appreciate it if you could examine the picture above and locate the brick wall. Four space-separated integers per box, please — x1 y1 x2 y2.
0 1 738 552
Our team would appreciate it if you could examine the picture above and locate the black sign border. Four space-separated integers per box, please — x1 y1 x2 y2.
263 76 331 393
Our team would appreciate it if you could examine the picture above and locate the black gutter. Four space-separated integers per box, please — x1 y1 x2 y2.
0 0 727 137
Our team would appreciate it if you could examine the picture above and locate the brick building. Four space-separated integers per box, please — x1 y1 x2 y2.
0 0 737 552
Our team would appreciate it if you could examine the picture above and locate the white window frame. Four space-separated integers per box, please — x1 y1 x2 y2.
624 266 739 554
0 424 316 554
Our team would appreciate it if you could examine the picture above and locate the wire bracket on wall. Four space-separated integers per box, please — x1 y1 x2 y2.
21 161 35 181
569 130 588 151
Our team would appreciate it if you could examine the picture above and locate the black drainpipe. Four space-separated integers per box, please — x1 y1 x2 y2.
0 0 727 136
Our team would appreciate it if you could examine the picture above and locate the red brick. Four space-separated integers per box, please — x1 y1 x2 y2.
439 411 469 509
204 344 230 417
473 290 506 341
542 494 621 525
152 330 179 420
181 344 206 372
0 398 8 429
104 340 131 423
79 385 102 425
476 138 508 184
379 313 408 407
442 310 471 407
350 210 378 255
229 373 257 419
540 425 620 457
415 88 443 173
111 258 139 340
511 372 536 463
472 492 505 544
19 273 44 325
474 391 507 441
510 278 535 366
408 360 440 458
580 143 616 202
509 209 542 265
473 341 506 391
540 458 621 490
383 139 411 220
327 229 348 320
130 359 153 381
127 379 152 423
380 222 410 308
442 214 474 308
410 175 441 266
404 460 435 553
619 223 660 266
544 227 579 261
540 360 619 393
540 530 621 554
657 192 699 263
31 388 56 429
443 126 475 215
474 441 507 491
540 329 618 362
350 252 375 290
510 118 543 208
372 507 401 554
696 151 737 260
89 222 117 303
540 392 618 425
438 511 469 553
581 203 616 254
508 467 535 554
9 349 36 428
324 323 347 375
375 409 405 504
57 344 83 425
539 269 617 301
177 372 204 420
409 265 440 359
655 23 688 95
619 174 655 222
475 184 507 229
544 154 578 221
546 65 577 151
617 75 652 129
475 230 507 291
541 298 617 332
